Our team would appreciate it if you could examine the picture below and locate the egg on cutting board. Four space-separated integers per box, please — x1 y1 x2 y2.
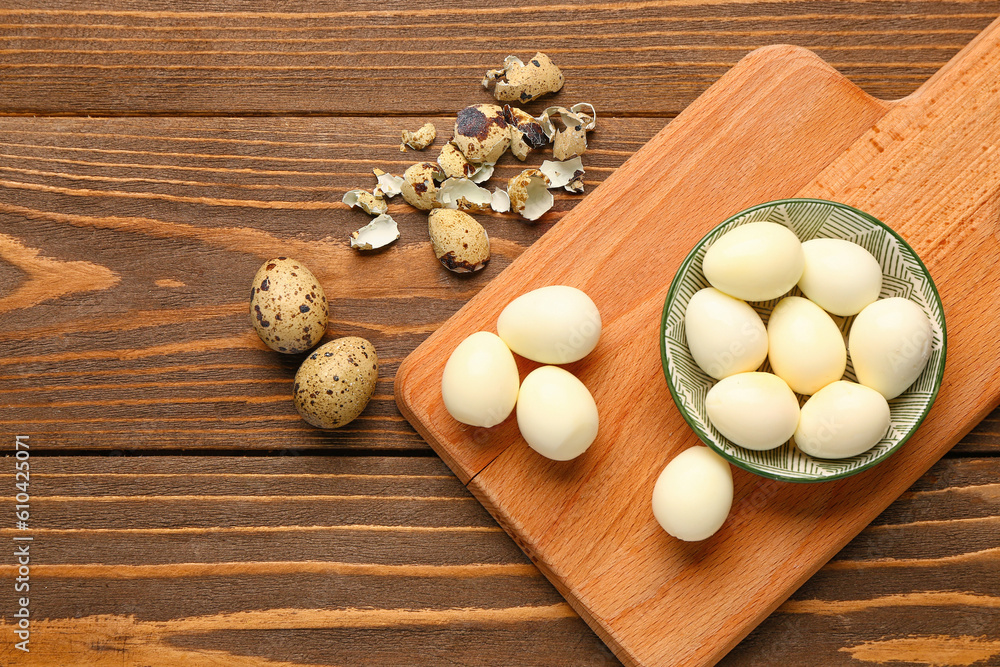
652 446 734 542
849 297 934 400
702 221 804 302
705 372 800 451
497 285 601 364
798 238 883 316
794 381 891 459
767 296 847 395
685 287 768 380
441 332 520 428
516 365 599 461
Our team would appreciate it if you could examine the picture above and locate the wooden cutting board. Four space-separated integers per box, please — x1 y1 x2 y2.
395 18 1000 667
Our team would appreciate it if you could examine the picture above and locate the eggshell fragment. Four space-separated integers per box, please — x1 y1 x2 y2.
441 331 519 427
702 221 804 302
436 178 494 213
400 162 445 211
497 285 601 364
794 381 890 459
849 297 933 400
249 257 328 354
490 187 510 213
342 189 388 215
453 104 510 165
293 337 378 429
798 238 883 316
685 287 768 380
350 213 399 251
516 366 598 461
437 142 477 179
652 446 733 542
400 122 436 152
503 105 549 161
427 208 490 273
482 53 565 103
372 168 404 198
767 296 847 395
507 169 553 221
537 104 596 160
705 372 800 451
539 157 585 193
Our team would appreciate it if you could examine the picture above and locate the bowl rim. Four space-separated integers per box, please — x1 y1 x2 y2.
659 197 948 483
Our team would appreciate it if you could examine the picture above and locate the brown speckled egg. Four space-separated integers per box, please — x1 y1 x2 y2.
293 337 379 428
249 257 328 354
401 162 445 211
453 104 510 165
428 209 490 273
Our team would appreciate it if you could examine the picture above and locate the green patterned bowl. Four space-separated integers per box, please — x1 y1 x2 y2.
660 199 946 482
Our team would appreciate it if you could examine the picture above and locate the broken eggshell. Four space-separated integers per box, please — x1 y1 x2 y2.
350 213 399 251
507 169 553 221
427 208 490 273
491 187 510 213
342 189 388 215
540 157 585 193
538 104 596 160
482 53 564 103
401 162 445 211
372 168 405 199
437 141 477 179
400 122 437 152
503 105 549 161
453 104 510 165
437 178 494 213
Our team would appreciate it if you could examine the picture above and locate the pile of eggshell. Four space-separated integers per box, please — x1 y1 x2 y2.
652 220 935 542
342 53 597 275
441 286 602 461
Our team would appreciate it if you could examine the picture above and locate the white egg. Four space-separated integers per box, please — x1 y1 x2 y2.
794 381 890 459
798 238 883 316
767 296 847 395
441 332 520 428
652 446 733 542
705 372 800 451
516 366 598 461
497 285 601 364
849 297 933 400
702 221 804 302
685 288 768 380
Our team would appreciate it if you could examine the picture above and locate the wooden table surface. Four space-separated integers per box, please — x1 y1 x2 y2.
1 2 998 665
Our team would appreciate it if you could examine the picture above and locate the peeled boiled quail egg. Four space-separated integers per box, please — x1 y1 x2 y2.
798 238 882 316
497 285 601 364
849 297 933 400
767 296 847 395
794 381 890 459
516 365 598 461
441 332 519 428
705 372 800 451
685 288 767 380
702 221 804 302
652 446 733 542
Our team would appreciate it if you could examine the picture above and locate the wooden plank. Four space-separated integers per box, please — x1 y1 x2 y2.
0 1 997 115
0 455 995 666
394 23 1000 667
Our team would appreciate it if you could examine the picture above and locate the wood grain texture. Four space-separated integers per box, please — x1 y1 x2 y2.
2 2 999 665
395 21 1000 667
1 1 999 115
0 455 996 666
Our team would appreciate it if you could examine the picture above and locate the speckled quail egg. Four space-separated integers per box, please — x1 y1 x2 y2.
483 53 565 103
293 336 378 429
427 208 490 273
453 104 510 165
249 257 328 354
401 162 445 211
